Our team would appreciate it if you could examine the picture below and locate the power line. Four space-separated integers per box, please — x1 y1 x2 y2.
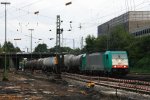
6 1 150 29
10 6 56 21
1 0 150 39
18 0 44 9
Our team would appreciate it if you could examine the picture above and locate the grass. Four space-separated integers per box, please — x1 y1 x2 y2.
130 67 150 74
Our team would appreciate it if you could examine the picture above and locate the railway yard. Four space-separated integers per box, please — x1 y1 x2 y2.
0 70 149 100
0 0 150 100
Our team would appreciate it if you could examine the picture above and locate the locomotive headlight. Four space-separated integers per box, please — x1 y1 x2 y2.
124 66 126 68
114 65 117 68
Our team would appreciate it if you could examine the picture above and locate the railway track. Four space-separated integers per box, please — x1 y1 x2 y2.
62 72 150 95
124 74 150 82
18 70 150 95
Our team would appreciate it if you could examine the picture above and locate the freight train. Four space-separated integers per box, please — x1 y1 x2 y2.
21 51 129 76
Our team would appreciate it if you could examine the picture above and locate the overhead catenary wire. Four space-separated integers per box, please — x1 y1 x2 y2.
4 0 150 32
9 6 56 21
1 0 150 50
7 1 150 32
16 0 45 9
7 6 56 34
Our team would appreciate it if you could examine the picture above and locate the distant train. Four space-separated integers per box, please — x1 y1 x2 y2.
22 51 129 76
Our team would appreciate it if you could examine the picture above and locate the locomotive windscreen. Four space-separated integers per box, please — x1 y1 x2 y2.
112 53 128 66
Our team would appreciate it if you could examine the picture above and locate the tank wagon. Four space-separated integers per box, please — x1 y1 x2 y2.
64 51 129 75
42 57 57 73
24 56 59 74
64 54 82 72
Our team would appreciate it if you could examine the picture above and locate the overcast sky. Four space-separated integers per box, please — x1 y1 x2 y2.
0 0 150 52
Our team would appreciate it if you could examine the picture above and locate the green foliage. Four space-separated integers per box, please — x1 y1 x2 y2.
1 57 10 70
49 46 72 53
34 43 48 53
60 47 73 53
81 47 86 53
130 66 150 74
85 35 96 53
95 35 107 52
0 42 21 70
127 35 150 68
0 44 3 53
49 46 81 54
109 25 133 50
84 25 133 52
0 48 2 53
70 48 81 55
137 36 150 55
15 47 21 52
135 56 150 68
2 41 20 53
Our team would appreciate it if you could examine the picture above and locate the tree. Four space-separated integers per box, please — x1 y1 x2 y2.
108 25 133 50
85 35 96 53
70 48 81 55
1 42 21 72
15 47 21 52
34 43 48 53
127 35 150 68
95 35 107 52
49 46 72 53
0 44 3 53
2 41 16 53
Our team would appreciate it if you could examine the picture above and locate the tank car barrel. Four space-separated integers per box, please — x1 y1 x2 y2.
64 54 82 72
24 56 59 73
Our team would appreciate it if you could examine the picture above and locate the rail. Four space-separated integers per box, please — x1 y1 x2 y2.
62 73 150 94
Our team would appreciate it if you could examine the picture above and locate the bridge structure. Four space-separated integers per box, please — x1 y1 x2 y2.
0 52 57 70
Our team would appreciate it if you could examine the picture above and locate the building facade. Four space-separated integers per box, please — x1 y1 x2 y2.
98 11 150 37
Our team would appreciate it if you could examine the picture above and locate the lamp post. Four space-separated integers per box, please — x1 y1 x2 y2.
28 29 34 53
1 2 11 81
14 38 21 70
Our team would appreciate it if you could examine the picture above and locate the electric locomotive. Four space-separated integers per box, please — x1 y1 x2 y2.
64 51 129 76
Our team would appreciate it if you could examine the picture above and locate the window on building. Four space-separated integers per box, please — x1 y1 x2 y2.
148 28 150 33
146 29 148 34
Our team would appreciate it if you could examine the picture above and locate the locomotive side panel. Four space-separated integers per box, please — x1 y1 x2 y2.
80 53 105 72
86 53 104 71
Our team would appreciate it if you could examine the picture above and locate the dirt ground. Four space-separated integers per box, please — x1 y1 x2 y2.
0 71 126 100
